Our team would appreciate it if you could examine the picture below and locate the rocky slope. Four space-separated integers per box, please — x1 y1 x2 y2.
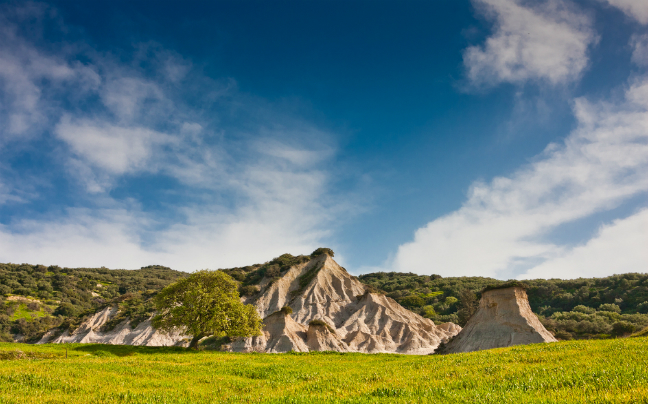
441 286 556 354
37 253 460 353
37 306 189 347
224 254 460 354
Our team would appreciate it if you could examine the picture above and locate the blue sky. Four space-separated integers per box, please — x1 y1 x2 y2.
0 0 646 279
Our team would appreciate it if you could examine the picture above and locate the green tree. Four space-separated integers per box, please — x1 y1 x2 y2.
152 270 262 349
457 289 478 326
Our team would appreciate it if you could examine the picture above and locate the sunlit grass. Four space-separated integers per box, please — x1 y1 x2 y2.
1 337 647 403
8 303 47 322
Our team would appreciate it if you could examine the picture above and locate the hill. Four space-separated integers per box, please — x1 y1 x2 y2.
0 263 186 342
1 337 648 403
360 271 648 339
2 251 648 343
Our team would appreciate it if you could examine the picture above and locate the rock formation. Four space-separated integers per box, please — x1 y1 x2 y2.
223 254 460 354
37 306 189 347
39 253 460 353
441 286 556 354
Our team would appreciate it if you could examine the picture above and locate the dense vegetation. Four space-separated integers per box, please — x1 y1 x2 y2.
0 263 186 342
1 248 647 343
1 337 648 403
359 272 648 339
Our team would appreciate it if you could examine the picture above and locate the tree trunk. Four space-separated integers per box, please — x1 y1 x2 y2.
189 334 203 350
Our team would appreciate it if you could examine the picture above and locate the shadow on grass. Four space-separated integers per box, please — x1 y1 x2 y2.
64 344 193 357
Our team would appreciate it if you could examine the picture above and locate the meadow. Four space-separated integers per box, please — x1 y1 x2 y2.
0 338 647 404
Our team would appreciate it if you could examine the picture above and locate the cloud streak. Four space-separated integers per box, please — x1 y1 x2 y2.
0 3 351 270
599 0 648 25
464 0 596 87
391 76 648 279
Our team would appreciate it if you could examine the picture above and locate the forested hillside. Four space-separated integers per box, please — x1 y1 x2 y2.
1 254 647 343
359 272 648 339
0 263 186 342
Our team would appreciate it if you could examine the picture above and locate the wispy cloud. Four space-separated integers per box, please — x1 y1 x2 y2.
391 77 648 279
519 208 648 279
464 0 597 87
599 0 648 25
0 3 353 270
632 34 648 67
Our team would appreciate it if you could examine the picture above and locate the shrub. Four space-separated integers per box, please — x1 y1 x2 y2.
310 248 335 258
308 319 335 333
599 304 621 314
53 302 78 317
280 306 293 315
423 305 436 318
482 280 528 293
612 321 635 336
573 305 596 314
555 330 573 340
239 285 259 297
399 295 425 308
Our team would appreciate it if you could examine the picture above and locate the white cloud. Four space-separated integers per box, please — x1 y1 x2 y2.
632 34 648 66
519 208 648 279
0 5 100 140
391 77 648 279
0 139 337 270
464 0 596 86
0 3 352 269
55 116 176 175
600 0 648 25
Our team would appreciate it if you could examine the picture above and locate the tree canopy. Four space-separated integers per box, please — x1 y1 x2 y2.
152 270 261 348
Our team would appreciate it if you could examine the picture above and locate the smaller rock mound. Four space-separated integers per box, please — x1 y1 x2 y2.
306 320 348 352
38 307 188 347
226 311 309 353
442 286 556 354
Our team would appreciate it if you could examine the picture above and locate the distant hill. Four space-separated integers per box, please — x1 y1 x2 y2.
0 263 186 342
2 254 647 343
359 271 648 339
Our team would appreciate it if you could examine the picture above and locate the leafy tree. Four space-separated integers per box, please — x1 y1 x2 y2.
457 289 478 326
153 270 262 349
599 303 622 314
400 295 425 307
310 248 335 258
612 321 635 337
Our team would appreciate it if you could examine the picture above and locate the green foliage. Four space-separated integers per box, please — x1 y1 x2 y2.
572 305 596 314
456 289 478 327
0 262 186 342
422 305 436 318
308 319 335 333
280 306 293 315
222 253 310 286
399 295 425 308
2 338 648 402
239 285 259 297
599 303 621 313
632 326 648 337
310 247 335 258
482 280 529 293
612 321 636 336
359 271 648 338
153 270 262 348
290 260 325 299
101 292 156 332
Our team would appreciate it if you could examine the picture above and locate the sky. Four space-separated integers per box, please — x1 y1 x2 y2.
0 0 646 280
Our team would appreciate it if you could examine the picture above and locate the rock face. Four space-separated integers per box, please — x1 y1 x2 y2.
39 253 460 353
37 306 189 347
223 254 460 354
442 286 556 354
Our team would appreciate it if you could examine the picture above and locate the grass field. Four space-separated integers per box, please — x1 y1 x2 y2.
1 338 648 404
